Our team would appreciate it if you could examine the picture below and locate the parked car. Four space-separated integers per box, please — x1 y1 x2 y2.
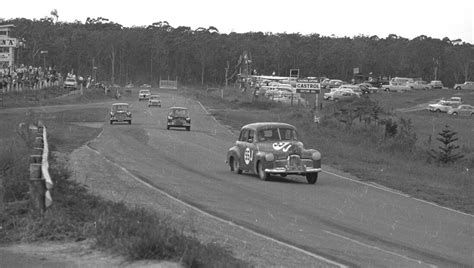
383 77 411 92
454 81 474 90
408 80 430 90
358 83 379 94
429 80 444 89
331 91 360 102
148 95 161 107
64 77 77 89
324 87 356 100
110 103 132 124
226 122 321 184
447 105 474 116
444 97 463 106
138 89 151 101
167 107 191 131
428 101 453 112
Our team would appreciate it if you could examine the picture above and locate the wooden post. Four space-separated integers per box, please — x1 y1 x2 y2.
29 163 45 214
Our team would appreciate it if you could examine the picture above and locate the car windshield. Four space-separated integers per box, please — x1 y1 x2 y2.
140 90 150 94
257 127 297 141
112 105 129 111
150 95 160 100
170 109 188 117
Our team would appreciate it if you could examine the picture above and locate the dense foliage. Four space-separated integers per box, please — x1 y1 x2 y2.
3 17 473 86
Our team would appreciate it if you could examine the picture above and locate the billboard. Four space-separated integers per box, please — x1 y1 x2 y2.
0 37 17 47
296 79 320 94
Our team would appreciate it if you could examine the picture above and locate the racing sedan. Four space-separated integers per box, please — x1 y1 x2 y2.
226 122 321 184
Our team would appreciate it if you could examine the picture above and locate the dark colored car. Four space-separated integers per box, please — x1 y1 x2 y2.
167 107 191 131
226 122 321 184
110 103 132 124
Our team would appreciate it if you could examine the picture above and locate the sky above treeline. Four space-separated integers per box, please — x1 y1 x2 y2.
3 0 473 44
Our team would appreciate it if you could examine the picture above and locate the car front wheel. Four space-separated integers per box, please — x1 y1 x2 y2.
257 161 268 181
452 112 458 116
230 157 242 174
306 173 318 184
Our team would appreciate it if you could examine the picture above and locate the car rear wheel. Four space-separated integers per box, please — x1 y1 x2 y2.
167 125 170 130
257 162 268 181
456 87 461 90
306 173 318 184
230 157 242 174
436 109 441 112
186 126 191 131
110 120 113 125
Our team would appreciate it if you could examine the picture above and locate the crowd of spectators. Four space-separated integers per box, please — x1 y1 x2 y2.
0 65 63 93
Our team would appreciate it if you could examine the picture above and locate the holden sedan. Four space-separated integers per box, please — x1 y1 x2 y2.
110 103 132 124
226 122 321 184
148 95 161 107
167 107 191 131
138 89 151 101
447 105 474 116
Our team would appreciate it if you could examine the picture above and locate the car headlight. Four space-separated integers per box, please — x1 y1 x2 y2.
265 153 275 162
311 151 321 161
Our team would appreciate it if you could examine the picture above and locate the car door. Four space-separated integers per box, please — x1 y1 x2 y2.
237 129 249 171
239 129 257 172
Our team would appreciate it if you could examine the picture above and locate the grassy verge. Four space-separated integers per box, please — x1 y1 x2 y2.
180 86 474 214
0 101 247 267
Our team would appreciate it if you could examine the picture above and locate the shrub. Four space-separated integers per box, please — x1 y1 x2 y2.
429 125 464 164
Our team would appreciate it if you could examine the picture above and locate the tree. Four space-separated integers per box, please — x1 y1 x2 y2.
429 125 464 164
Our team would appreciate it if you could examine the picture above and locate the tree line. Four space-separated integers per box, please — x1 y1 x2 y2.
3 17 473 87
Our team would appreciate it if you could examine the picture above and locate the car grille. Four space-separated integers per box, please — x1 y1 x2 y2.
286 154 302 171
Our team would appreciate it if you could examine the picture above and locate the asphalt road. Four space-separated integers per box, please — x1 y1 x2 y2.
78 89 473 267
4 90 472 267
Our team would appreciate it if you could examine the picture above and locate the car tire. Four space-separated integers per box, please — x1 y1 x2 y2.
456 87 461 90
128 120 132 124
230 157 242 174
452 112 458 116
306 173 318 184
110 120 113 125
436 109 441 112
167 125 170 130
186 126 190 131
257 161 268 181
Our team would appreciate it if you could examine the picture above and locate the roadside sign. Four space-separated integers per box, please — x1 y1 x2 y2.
296 79 320 94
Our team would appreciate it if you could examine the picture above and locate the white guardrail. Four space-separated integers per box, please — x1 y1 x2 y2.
29 121 53 214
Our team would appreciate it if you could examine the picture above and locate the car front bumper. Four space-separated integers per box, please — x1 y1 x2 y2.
265 167 321 174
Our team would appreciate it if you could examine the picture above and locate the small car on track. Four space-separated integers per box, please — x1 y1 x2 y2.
226 122 321 184
148 95 161 107
64 77 78 90
138 89 151 101
167 107 191 131
110 103 132 124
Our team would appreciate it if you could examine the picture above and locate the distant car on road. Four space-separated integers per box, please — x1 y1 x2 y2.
226 122 321 184
428 101 453 112
64 77 77 90
138 89 151 101
454 81 474 90
447 105 474 116
167 107 191 131
110 103 132 124
148 95 161 107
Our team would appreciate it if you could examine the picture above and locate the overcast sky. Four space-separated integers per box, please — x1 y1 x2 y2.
3 0 474 44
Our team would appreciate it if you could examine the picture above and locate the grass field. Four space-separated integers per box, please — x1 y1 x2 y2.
181 86 474 214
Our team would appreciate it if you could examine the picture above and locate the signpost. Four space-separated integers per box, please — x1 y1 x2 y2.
296 79 321 123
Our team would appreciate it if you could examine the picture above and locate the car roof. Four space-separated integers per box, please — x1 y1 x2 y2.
241 122 296 131
112 103 129 106
170 106 188 110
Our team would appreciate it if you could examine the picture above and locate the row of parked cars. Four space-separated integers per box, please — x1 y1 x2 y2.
427 97 474 116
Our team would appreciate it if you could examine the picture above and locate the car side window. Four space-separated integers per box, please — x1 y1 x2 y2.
239 129 249 142
248 130 255 143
